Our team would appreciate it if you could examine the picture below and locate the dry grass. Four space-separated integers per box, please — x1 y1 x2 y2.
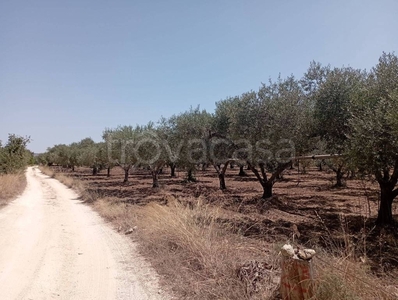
134 196 279 300
130 197 398 300
39 166 55 178
92 197 138 230
40 166 398 300
312 252 398 300
40 166 86 193
0 172 27 206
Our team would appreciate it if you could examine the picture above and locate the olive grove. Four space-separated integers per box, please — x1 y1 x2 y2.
40 52 398 225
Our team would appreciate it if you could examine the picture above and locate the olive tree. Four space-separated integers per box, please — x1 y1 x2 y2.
206 134 236 190
211 97 243 188
167 107 213 182
349 52 398 225
45 144 71 168
134 123 169 188
78 142 107 175
300 61 331 96
103 126 139 183
157 116 181 177
224 76 309 198
313 67 364 186
101 131 118 177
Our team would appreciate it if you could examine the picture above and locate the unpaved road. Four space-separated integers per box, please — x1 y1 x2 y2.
0 167 168 300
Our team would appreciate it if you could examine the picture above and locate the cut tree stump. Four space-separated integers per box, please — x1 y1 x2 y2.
280 244 315 300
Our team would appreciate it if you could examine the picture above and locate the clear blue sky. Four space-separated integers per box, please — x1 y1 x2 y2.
1 0 397 153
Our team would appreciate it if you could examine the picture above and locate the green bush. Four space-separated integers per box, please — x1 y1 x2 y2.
0 134 32 174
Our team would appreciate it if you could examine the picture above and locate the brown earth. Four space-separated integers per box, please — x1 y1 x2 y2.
59 165 398 273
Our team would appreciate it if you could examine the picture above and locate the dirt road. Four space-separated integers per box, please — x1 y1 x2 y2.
0 167 168 300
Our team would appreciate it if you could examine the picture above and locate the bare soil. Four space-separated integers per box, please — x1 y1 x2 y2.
61 165 398 275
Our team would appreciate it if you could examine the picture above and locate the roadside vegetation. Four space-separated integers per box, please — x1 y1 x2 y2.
38 52 398 299
0 134 32 205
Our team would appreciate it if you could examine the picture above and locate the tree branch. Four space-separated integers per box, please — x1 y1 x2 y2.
383 169 390 181
375 170 383 183
259 163 268 182
208 131 227 139
221 160 236 175
269 161 292 183
392 188 398 199
212 159 240 175
212 163 221 175
390 159 398 186
247 162 265 186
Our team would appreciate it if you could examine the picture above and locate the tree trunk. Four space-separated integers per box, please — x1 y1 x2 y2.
335 169 344 187
187 169 196 182
152 170 159 188
347 170 355 179
123 168 129 183
92 166 98 176
248 161 291 200
219 173 226 190
170 164 176 177
107 166 111 177
376 183 395 225
238 166 247 176
262 181 273 199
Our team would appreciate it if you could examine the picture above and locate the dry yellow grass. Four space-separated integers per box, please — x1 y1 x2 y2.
83 193 279 299
134 197 278 300
128 198 398 300
38 166 398 300
39 166 55 178
39 166 85 193
92 197 138 229
0 172 27 206
312 252 398 300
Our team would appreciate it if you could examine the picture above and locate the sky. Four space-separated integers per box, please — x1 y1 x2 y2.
1 0 397 153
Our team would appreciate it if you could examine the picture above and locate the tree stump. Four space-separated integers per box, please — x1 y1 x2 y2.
280 244 315 300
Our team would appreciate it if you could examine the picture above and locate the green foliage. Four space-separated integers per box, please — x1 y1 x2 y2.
41 137 108 171
167 106 213 168
0 134 32 174
221 76 308 168
349 53 398 177
212 96 240 136
103 125 140 170
133 122 167 169
300 61 331 96
348 52 398 224
314 67 364 153
310 67 365 186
